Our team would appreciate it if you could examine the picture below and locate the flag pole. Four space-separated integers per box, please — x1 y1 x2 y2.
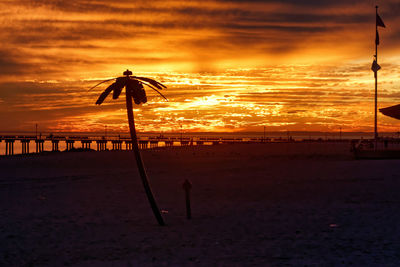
374 5 378 149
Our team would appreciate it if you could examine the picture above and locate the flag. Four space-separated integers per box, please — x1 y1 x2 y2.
376 13 385 28
375 30 379 45
380 104 400 120
371 60 381 72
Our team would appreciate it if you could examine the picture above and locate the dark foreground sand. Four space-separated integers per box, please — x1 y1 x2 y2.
1 142 400 266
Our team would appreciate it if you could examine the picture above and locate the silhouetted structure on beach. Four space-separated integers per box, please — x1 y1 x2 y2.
92 69 167 226
371 6 386 145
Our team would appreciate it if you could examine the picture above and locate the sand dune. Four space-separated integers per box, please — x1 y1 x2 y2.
1 143 400 266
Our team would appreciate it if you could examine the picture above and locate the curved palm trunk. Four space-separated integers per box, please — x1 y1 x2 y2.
125 87 165 226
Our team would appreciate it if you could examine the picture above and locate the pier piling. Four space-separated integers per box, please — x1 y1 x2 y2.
5 139 14 155
149 140 158 148
112 140 122 150
21 139 30 154
51 140 59 151
81 140 92 149
165 140 173 147
125 141 133 150
96 140 107 151
35 140 44 153
66 140 75 151
139 140 148 149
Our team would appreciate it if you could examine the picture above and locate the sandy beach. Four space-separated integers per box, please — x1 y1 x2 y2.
1 142 400 266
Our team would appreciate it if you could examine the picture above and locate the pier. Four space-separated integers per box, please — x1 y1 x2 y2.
0 134 351 156
0 135 180 155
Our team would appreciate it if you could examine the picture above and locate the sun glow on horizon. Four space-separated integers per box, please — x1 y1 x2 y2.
12 63 393 134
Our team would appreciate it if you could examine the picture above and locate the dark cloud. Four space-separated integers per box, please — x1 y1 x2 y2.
0 50 35 75
25 0 139 14
1 0 391 67
220 0 368 7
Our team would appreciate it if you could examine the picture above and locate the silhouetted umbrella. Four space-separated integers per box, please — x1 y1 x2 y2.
91 69 167 226
380 104 400 120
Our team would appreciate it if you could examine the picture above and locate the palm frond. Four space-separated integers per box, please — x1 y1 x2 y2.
112 77 126 99
133 77 167 90
88 78 116 92
96 82 118 105
127 81 148 104
141 81 168 102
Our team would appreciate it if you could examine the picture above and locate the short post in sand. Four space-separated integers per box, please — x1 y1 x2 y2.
182 179 192 219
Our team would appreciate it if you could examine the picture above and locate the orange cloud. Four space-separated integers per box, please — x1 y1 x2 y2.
0 0 399 133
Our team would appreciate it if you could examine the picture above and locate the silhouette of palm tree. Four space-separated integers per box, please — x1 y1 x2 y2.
91 69 167 226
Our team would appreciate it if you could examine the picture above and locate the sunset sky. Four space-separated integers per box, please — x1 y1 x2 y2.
1 0 400 133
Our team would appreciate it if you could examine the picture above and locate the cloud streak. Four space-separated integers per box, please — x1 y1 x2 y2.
0 0 399 132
